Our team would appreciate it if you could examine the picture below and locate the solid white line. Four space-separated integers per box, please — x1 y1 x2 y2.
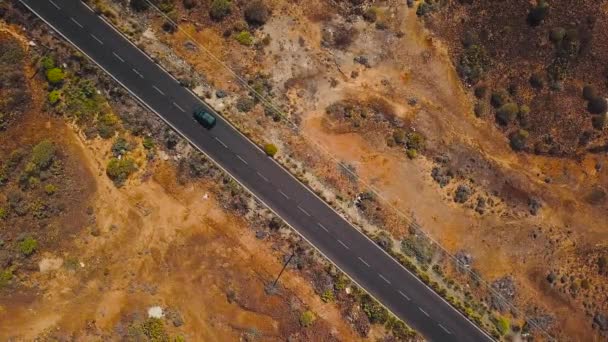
297 206 311 216
337 240 349 250
439 324 452 334
236 155 248 165
256 172 268 182
214 137 228 148
70 17 83 28
172 102 185 112
91 34 103 45
81 1 94 12
22 4 485 342
24 3 496 340
132 68 144 78
419 307 430 317
152 85 165 95
379 274 391 284
358 256 370 267
317 222 329 232
278 189 289 199
48 0 60 9
112 52 125 62
399 290 411 301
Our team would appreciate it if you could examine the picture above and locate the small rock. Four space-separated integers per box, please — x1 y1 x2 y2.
475 197 486 214
216 90 227 98
546 271 556 284
255 231 267 240
407 97 418 106
148 306 164 319
354 55 371 68
594 313 608 331
184 40 198 51
528 197 542 215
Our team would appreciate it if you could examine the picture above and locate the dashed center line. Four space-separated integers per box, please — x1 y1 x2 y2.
90 34 103 45
70 18 83 28
132 68 144 78
49 0 60 9
256 172 269 182
438 324 451 335
398 290 411 301
297 206 311 216
337 240 350 250
214 137 228 148
152 85 165 95
419 307 430 317
236 155 248 165
172 102 185 112
317 222 329 232
378 274 391 284
112 52 125 62
358 257 370 267
278 189 290 199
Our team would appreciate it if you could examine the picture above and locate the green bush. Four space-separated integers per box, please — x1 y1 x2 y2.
361 294 389 324
210 0 231 20
129 317 168 341
406 132 424 150
321 289 334 302
299 310 316 327
0 207 6 220
458 44 491 83
509 129 529 151
392 129 406 144
244 1 270 26
44 183 58 195
386 317 416 340
235 31 254 46
406 148 417 159
490 90 508 108
19 236 38 257
236 96 255 112
496 103 519 125
474 102 488 117
527 0 549 26
40 56 55 70
106 157 137 186
495 316 510 335
549 27 566 43
588 97 607 114
48 90 61 105
130 0 150 11
582 85 597 101
598 255 608 274
263 143 277 157
0 268 13 288
31 140 56 171
46 67 65 84
143 137 155 150
592 114 607 130
363 7 378 22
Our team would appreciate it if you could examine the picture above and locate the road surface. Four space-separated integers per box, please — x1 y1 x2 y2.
19 1 493 341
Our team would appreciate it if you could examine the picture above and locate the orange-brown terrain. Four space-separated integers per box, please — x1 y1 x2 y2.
0 15 409 341
72 0 608 340
4 0 608 340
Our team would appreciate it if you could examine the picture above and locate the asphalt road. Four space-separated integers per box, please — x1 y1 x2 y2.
19 1 493 341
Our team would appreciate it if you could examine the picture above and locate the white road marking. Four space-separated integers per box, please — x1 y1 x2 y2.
256 172 269 182
297 206 311 216
379 274 391 284
112 52 125 62
419 307 430 317
214 137 228 148
48 0 60 9
317 222 329 232
81 1 95 12
90 34 103 45
358 257 370 267
278 189 289 199
70 17 83 28
398 290 411 301
236 155 248 165
132 68 144 78
438 324 451 334
172 102 185 112
337 240 350 250
152 85 165 95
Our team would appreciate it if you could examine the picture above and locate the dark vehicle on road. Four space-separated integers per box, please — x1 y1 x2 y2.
193 108 216 129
